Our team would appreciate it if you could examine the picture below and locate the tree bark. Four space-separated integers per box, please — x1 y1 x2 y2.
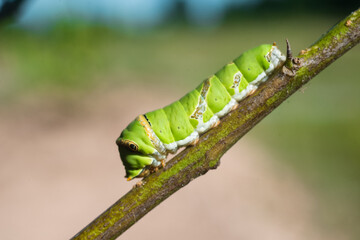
71 8 360 240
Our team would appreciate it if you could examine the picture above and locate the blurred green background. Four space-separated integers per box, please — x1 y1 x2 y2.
0 0 359 239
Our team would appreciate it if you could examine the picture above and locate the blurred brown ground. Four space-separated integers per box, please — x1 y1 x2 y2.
0 86 346 240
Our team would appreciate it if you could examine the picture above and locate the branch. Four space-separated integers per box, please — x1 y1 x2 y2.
71 8 360 240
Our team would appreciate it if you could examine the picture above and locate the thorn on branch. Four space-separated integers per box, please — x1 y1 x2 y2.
286 39 293 60
282 39 296 76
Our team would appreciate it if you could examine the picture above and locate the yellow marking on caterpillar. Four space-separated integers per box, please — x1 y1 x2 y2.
137 115 167 155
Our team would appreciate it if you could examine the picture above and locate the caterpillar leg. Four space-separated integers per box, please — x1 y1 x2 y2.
137 169 151 178
248 86 258 96
213 119 221 128
161 159 166 168
133 180 144 188
189 137 199 146
151 159 165 171
231 102 239 111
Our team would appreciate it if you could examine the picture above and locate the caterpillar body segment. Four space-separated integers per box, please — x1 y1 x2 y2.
116 44 286 180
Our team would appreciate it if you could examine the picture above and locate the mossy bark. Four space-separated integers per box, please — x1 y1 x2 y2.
71 8 360 240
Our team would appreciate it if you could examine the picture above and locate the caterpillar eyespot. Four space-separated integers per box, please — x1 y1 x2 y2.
129 143 138 152
116 44 286 180
117 139 139 152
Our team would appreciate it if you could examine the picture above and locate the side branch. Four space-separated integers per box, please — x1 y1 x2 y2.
71 8 360 240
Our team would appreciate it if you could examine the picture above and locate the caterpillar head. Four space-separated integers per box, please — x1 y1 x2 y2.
116 116 163 180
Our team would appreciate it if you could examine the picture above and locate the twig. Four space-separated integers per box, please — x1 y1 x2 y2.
71 8 360 240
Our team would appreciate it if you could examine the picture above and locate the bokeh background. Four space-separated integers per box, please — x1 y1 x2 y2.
0 0 359 239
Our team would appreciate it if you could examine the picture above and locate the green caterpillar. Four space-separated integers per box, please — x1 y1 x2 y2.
116 43 286 180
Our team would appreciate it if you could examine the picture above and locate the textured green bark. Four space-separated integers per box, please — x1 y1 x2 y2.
71 8 360 240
